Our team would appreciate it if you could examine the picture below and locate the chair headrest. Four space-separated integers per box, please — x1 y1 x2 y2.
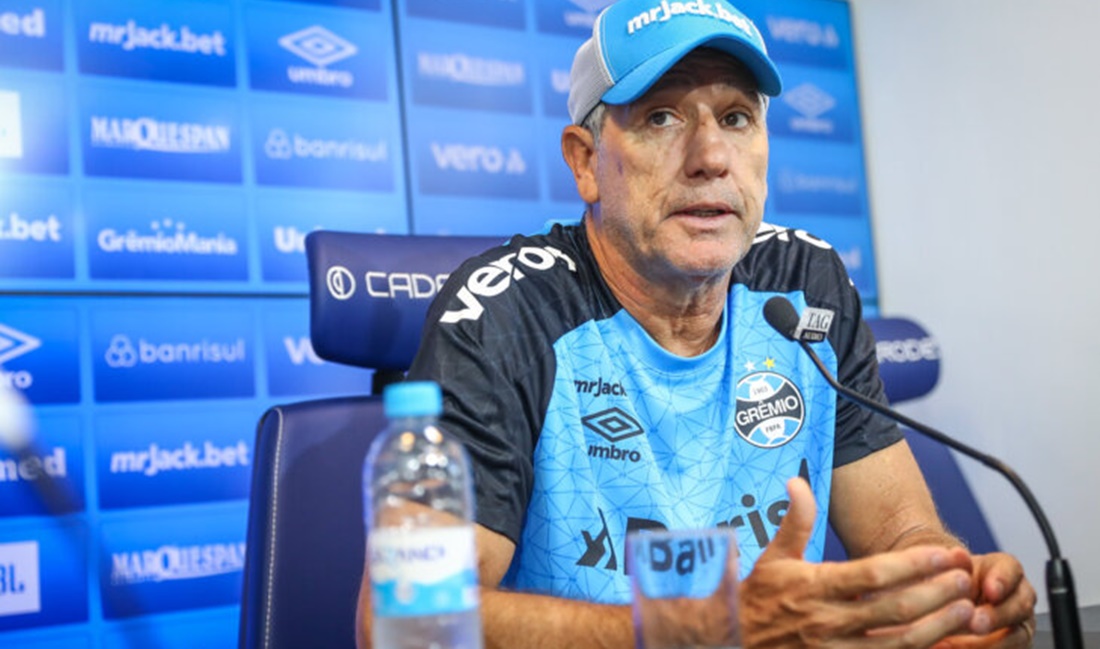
866 317 941 404
306 231 502 371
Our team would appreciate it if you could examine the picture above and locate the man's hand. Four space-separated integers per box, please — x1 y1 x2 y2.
740 478 977 648
930 552 1037 649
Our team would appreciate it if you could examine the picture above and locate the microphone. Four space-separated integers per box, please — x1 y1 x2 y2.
763 296 1083 649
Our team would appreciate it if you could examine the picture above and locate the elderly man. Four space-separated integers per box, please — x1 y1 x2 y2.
358 0 1037 646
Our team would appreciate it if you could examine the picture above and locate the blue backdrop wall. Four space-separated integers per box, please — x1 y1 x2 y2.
0 0 876 646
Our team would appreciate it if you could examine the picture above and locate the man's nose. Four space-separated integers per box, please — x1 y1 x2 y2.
683 114 733 180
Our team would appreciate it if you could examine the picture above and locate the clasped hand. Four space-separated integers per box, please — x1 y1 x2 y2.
736 479 1036 649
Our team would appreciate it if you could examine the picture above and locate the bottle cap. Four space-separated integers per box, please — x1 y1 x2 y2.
383 381 443 419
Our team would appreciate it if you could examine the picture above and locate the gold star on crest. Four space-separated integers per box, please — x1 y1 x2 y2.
763 357 776 370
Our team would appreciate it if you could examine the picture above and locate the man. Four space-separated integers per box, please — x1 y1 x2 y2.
358 0 1037 646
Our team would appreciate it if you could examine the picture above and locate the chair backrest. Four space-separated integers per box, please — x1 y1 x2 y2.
238 233 500 649
238 231 957 649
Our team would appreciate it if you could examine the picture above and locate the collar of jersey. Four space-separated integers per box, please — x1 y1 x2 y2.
608 299 730 373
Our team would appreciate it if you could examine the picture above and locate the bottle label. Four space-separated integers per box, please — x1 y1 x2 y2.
369 526 479 618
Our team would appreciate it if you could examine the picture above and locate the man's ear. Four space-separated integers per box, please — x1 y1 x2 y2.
561 125 599 204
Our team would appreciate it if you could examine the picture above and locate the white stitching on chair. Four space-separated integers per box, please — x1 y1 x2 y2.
262 407 286 649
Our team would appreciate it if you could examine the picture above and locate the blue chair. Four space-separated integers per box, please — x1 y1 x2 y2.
238 232 499 649
238 231 994 649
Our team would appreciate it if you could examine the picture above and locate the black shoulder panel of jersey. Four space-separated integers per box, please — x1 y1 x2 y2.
736 223 903 467
408 223 617 542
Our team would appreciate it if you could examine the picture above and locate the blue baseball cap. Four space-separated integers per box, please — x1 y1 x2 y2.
568 0 782 125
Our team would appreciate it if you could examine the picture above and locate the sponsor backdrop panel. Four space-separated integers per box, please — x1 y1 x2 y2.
100 609 239 649
0 304 81 405
261 301 377 398
79 83 243 184
0 1 64 73
253 190 409 283
0 75 69 176
98 507 246 619
250 96 400 192
402 21 535 114
84 186 249 284
0 182 74 280
95 408 255 510
0 521 89 632
0 413 85 518
399 0 526 30
0 1 883 646
90 301 256 403
73 0 237 87
244 0 394 101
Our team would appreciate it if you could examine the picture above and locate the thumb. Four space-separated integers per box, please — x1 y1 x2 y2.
757 477 817 562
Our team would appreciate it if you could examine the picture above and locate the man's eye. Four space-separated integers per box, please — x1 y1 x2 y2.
724 112 751 128
647 111 675 127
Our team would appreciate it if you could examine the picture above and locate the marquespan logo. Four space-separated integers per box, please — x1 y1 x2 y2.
734 371 804 448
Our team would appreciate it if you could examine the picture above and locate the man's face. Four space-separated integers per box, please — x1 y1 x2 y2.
584 48 769 286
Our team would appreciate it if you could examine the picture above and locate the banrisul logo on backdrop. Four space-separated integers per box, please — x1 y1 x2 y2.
80 88 241 183
75 0 235 86
0 415 84 517
0 79 68 176
245 3 390 100
761 3 849 70
99 510 245 619
0 188 74 280
770 144 864 216
407 24 532 114
84 188 247 282
252 99 395 191
0 307 80 405
405 0 524 30
0 1 63 72
96 409 255 510
768 70 855 143
413 114 538 199
91 302 254 402
536 0 616 36
0 522 87 632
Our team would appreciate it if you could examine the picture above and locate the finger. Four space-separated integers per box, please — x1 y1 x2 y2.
846 568 973 632
757 477 816 562
975 553 1025 605
970 560 1037 635
862 599 975 649
824 546 972 600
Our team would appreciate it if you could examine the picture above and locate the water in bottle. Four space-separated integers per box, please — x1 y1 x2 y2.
364 381 483 649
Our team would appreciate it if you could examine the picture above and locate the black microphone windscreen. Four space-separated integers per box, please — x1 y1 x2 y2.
763 296 800 341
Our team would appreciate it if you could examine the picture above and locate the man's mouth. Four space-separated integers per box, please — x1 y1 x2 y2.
675 204 734 218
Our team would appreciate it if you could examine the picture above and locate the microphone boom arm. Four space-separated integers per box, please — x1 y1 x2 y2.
796 338 1082 649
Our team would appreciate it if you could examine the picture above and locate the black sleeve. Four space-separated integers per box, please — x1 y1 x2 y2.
810 250 904 468
404 239 578 545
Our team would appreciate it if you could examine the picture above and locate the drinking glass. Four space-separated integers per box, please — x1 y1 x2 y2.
627 528 741 649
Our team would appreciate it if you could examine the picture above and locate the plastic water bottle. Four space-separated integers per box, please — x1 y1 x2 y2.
364 381 483 649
